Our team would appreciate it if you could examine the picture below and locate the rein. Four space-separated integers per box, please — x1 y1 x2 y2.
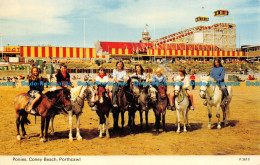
200 83 216 100
175 87 185 104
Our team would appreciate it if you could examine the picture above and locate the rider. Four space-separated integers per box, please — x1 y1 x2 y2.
209 58 229 105
131 64 147 82
27 66 46 114
150 68 175 111
111 61 128 108
175 67 194 110
56 63 72 87
91 67 110 111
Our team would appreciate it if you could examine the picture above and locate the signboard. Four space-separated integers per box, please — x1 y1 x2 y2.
4 46 20 53
9 57 19 63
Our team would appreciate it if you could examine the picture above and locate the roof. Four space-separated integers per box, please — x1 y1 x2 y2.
100 41 154 53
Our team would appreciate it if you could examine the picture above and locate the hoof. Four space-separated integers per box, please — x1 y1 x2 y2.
69 138 74 142
105 135 110 138
40 138 47 142
50 132 55 136
17 135 21 141
99 135 103 138
217 125 221 129
176 130 180 133
208 124 211 129
77 137 82 141
184 130 187 133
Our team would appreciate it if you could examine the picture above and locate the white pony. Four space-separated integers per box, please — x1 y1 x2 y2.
49 85 96 141
199 76 232 129
174 77 190 133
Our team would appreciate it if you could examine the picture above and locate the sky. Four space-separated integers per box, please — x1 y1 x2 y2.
0 0 259 48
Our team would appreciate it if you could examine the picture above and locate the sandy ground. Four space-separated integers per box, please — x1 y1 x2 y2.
0 80 259 155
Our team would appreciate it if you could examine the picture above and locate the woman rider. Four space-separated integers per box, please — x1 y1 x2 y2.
209 58 229 105
27 66 46 114
111 61 127 107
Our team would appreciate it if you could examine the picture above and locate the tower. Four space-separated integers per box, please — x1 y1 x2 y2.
142 25 151 43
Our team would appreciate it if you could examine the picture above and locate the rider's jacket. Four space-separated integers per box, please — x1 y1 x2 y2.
210 66 225 83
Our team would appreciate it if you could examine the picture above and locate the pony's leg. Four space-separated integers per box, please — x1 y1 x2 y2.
139 110 143 131
113 108 119 130
145 111 149 129
216 104 221 129
16 112 21 140
155 114 160 134
176 110 181 133
98 112 103 138
127 110 132 127
223 104 229 126
40 117 46 142
76 113 82 141
121 111 125 136
44 117 51 141
162 114 166 132
98 122 103 138
183 110 187 132
207 106 212 129
49 115 55 135
105 115 110 138
68 111 73 141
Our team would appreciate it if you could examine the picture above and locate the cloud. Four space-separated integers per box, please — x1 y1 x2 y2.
0 0 75 36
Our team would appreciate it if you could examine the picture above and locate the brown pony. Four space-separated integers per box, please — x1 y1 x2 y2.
96 85 112 138
153 85 168 134
14 87 72 142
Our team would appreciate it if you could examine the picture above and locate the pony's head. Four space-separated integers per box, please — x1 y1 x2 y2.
199 76 213 99
86 85 96 107
129 77 140 100
158 85 167 99
97 85 106 104
46 87 72 111
148 86 157 103
139 87 149 111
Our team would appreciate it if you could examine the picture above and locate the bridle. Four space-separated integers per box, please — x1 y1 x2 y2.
174 85 185 104
200 82 216 100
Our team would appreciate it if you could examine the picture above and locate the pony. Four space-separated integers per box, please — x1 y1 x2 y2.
14 87 72 142
174 78 190 133
126 76 141 134
48 85 96 141
113 85 128 136
199 76 232 129
153 85 168 134
96 85 112 138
